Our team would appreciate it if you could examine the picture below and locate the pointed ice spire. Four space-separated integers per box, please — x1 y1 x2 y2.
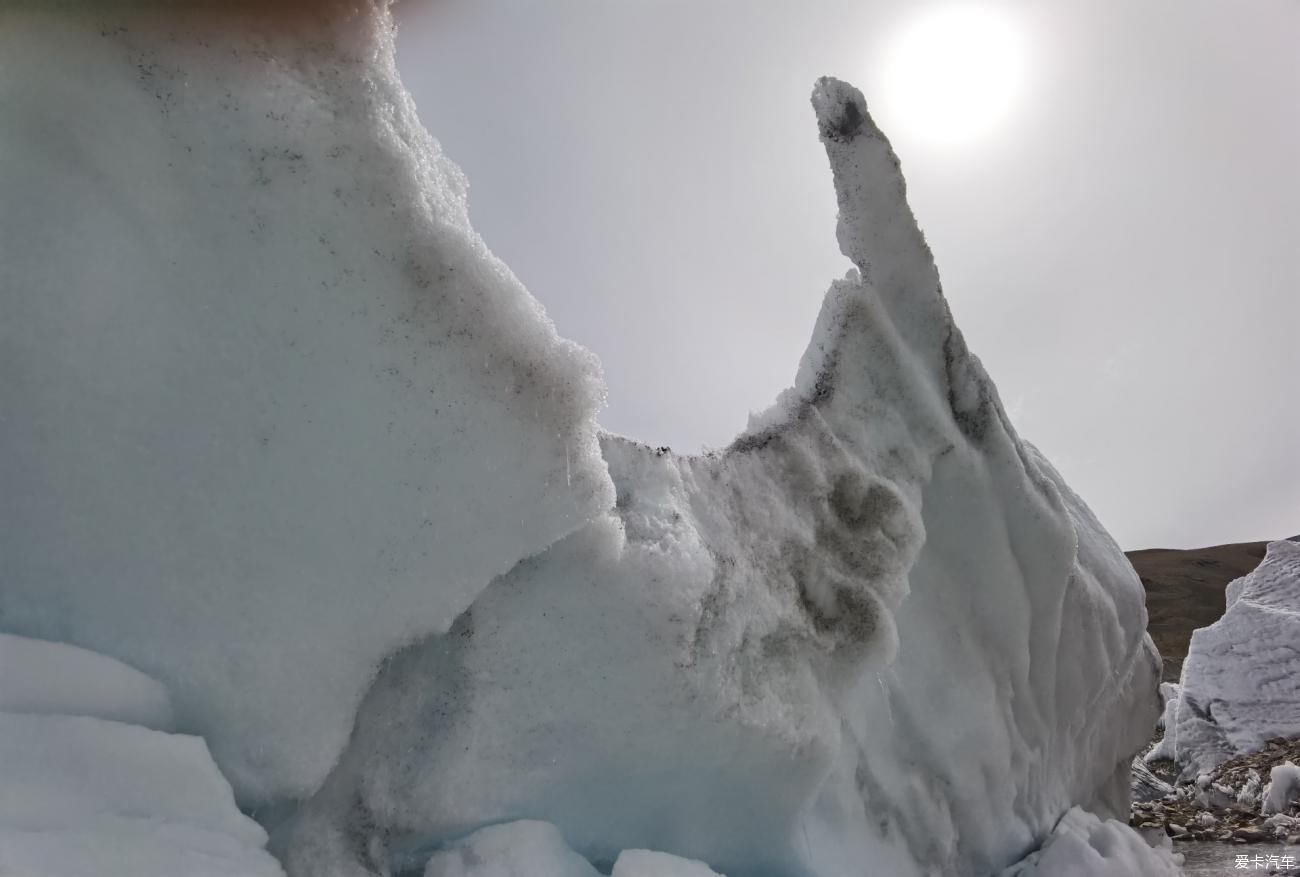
810 77 1000 446
810 78 939 307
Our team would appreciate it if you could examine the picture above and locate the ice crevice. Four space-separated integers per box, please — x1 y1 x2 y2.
0 4 1175 876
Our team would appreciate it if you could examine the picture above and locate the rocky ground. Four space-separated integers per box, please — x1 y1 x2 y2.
1132 736 1300 848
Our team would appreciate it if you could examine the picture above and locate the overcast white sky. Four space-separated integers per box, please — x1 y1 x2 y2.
394 0 1298 551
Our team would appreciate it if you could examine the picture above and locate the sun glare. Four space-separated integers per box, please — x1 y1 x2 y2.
878 5 1027 148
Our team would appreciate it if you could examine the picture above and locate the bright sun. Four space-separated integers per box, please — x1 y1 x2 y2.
878 5 1027 148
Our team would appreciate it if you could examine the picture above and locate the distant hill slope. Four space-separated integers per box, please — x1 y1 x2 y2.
1129 538 1297 681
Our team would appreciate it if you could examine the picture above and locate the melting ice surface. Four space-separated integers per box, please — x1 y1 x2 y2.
1 2 1180 875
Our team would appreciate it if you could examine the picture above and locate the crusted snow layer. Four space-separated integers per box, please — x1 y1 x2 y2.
1167 540 1300 777
0 633 174 730
997 808 1183 877
0 712 282 876
283 78 1159 877
0 2 611 803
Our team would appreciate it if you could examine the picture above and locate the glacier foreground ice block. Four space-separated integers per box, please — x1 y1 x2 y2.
0 1 612 803
1165 539 1300 776
285 79 1161 877
0 713 284 877
996 808 1182 877
0 637 280 875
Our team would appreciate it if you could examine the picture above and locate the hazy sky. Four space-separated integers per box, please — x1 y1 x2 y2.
394 0 1298 551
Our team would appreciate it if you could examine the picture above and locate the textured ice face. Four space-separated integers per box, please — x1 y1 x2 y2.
1167 540 1300 777
0 1 612 804
283 79 1160 877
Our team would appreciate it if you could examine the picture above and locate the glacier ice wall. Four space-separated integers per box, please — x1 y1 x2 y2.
1 2 1162 874
1164 539 1300 777
0 1 612 804
283 79 1161 877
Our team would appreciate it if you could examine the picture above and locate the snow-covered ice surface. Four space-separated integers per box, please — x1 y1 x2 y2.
997 808 1183 877
282 77 1161 877
1165 540 1300 777
0 1 611 804
0 633 173 730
